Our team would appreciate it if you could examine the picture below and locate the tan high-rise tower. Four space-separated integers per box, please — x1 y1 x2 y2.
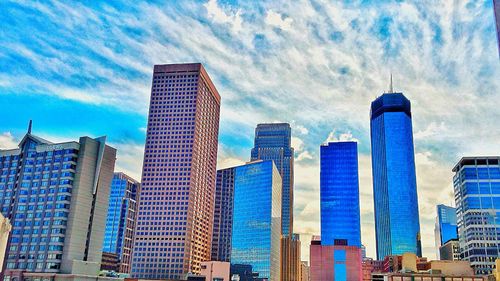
131 63 221 279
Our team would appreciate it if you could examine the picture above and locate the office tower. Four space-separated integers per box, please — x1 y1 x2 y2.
370 91 421 260
299 261 310 281
320 141 361 247
453 156 500 275
434 204 457 260
131 63 221 279
439 239 460 261
309 236 362 281
102 172 139 273
281 233 301 281
231 160 282 281
250 123 294 237
0 123 116 279
494 0 499 57
211 167 235 262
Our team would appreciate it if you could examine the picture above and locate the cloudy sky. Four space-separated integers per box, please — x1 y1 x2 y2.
1 0 499 261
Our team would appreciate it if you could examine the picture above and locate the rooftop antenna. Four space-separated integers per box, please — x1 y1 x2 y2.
389 73 394 93
27 120 32 134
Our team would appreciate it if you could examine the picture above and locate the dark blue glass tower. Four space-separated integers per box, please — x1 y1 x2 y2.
434 204 457 252
370 92 422 260
251 123 294 237
320 141 361 247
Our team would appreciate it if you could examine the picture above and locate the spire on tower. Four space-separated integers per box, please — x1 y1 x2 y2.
27 120 32 134
389 73 393 93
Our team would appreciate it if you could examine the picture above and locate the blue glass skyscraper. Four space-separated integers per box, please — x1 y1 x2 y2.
320 141 361 247
231 160 282 281
103 172 139 273
211 167 235 262
453 156 500 275
251 123 294 237
434 204 457 259
370 92 422 260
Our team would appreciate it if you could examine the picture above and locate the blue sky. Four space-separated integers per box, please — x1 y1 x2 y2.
1 0 499 261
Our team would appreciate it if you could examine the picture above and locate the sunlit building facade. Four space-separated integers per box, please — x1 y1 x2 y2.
370 92 422 260
453 156 500 275
320 141 361 247
0 124 116 278
131 63 221 279
102 172 139 273
231 160 282 281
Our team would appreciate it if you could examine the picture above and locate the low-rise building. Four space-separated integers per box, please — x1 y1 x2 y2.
200 261 230 281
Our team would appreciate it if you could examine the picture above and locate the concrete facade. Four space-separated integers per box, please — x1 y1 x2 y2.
200 261 230 281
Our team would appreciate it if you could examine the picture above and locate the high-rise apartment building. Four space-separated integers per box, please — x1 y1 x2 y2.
231 160 282 281
250 123 294 237
453 156 500 275
131 63 221 279
434 204 457 260
320 141 361 247
211 167 235 262
102 172 139 273
370 92 422 260
0 123 116 279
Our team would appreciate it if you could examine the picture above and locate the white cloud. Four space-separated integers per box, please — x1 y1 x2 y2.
0 132 18 149
265 10 293 31
204 0 243 33
324 130 360 143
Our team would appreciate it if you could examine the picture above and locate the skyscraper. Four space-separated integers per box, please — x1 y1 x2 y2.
453 156 500 275
281 233 301 281
434 204 457 260
320 141 361 247
211 167 235 262
250 123 294 237
103 172 139 273
0 123 116 279
370 91 422 260
131 63 221 279
231 160 282 281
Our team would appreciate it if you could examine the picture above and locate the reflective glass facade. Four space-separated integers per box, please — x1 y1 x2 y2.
370 93 422 260
453 157 500 275
231 161 281 281
320 142 361 247
103 172 139 273
251 123 294 237
434 204 457 259
211 167 235 262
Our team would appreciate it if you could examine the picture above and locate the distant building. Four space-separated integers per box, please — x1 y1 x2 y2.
101 252 120 272
200 261 230 281
230 160 282 281
439 239 460 261
320 141 361 247
103 172 139 273
453 156 500 275
370 91 421 259
211 167 236 262
281 233 301 281
434 204 457 260
299 261 309 281
309 236 362 281
250 123 294 237
0 123 116 278
131 63 221 279
0 212 11 273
